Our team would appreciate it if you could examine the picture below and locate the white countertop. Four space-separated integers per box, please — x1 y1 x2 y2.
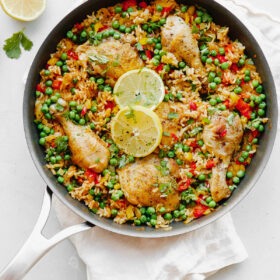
0 0 279 279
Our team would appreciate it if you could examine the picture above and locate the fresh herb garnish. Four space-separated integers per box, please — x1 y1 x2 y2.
167 112 179 120
3 28 33 59
88 54 109 64
55 136 68 153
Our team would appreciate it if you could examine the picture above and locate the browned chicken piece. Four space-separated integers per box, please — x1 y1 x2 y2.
155 102 188 147
83 40 144 85
56 116 110 173
117 155 180 212
203 111 243 202
161 16 205 74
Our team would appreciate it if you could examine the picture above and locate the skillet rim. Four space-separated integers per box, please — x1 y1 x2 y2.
23 0 278 238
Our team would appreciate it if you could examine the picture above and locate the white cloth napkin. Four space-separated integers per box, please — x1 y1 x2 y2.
50 0 279 279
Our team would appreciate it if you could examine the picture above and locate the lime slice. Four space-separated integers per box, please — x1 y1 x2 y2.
0 0 46 21
111 106 162 157
113 68 165 110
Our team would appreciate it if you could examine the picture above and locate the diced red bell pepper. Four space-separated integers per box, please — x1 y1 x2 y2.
240 79 245 86
75 23 83 30
171 133 179 141
178 178 191 191
165 88 168 94
236 98 251 119
145 50 152 60
189 102 197 110
190 162 197 170
231 63 239 73
81 106 87 116
193 13 198 19
206 159 215 169
123 0 137 11
156 64 163 72
52 80 62 89
98 25 108 32
85 169 98 183
51 142 56 148
193 202 209 218
105 101 115 110
190 140 198 148
67 50 78 61
161 6 172 14
138 1 147 8
45 64 50 69
216 54 227 63
220 130 227 137
223 99 230 109
36 84 45 93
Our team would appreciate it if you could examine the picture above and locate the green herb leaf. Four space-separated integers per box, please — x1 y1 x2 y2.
192 24 200 34
88 54 109 64
167 112 179 120
135 42 144 51
55 136 68 153
189 126 203 137
3 28 33 59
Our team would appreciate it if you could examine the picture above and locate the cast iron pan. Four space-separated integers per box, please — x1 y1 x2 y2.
0 0 277 279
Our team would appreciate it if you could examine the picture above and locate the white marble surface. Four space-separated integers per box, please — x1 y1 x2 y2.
0 0 279 279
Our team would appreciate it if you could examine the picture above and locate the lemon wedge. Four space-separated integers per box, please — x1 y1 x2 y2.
111 106 162 157
0 0 46 21
113 68 165 110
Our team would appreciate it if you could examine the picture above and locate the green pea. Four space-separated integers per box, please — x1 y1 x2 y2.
119 25 126 32
97 78 104 84
147 207 156 215
238 156 245 163
57 176 64 184
67 184 74 192
234 87 242 94
159 18 166 25
206 197 212 203
61 53 67 60
237 170 245 178
96 32 103 40
122 11 128 18
115 6 122 13
221 62 229 70
244 75 251 82
219 48 225 55
156 5 163 11
163 64 170 72
125 27 131 33
111 209 118 216
80 30 87 38
206 57 213 64
252 80 259 87
140 215 147 223
187 172 193 178
167 151 175 158
233 177 240 184
46 99 52 106
64 155 71 160
197 139 204 146
150 219 157 226
56 60 63 67
252 138 258 144
214 58 220 66
62 65 68 72
45 87 52 95
255 96 262 104
198 174 206 181
238 58 245 66
210 50 217 57
210 82 217 90
164 213 172 220
195 17 201 24
260 94 266 100
256 85 263 93
134 219 141 226
110 158 118 166
79 118 85 125
179 204 185 211
142 23 148 31
44 69 50 76
201 55 207 63
113 32 121 39
214 77 221 84
152 59 160 66
159 206 166 213
258 125 264 132
236 79 242 85
258 109 265 116
127 7 134 13
183 145 190 152
226 171 233 178
69 111 76 119
181 5 187 12
259 102 266 109
179 61 186 69
218 104 226 111
173 210 180 218
39 137 46 145
208 72 216 82
155 43 162 50
209 98 217 106
242 151 249 159
67 30 73 38
208 200 216 208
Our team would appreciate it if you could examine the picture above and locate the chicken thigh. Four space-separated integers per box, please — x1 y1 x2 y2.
117 155 180 212
56 116 110 173
203 111 243 201
78 40 144 85
161 16 205 74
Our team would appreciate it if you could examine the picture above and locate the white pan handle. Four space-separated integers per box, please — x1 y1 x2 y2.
0 186 93 280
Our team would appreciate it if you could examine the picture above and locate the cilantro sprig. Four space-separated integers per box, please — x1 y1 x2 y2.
3 28 33 59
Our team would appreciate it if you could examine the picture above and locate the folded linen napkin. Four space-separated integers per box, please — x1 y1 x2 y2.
50 0 279 279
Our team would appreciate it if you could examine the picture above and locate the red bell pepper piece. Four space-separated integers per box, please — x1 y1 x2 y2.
156 64 163 72
145 50 152 60
161 6 172 14
75 23 83 30
171 133 178 142
52 80 62 89
236 98 251 119
165 88 168 94
81 106 87 116
123 0 137 11
139 1 147 8
206 159 215 169
36 84 45 93
85 169 98 183
216 54 227 63
223 99 230 109
231 63 239 73
98 25 108 32
67 50 78 61
51 142 56 148
189 101 197 110
105 101 115 110
193 202 209 218
220 130 227 137
190 162 197 170
178 178 191 191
